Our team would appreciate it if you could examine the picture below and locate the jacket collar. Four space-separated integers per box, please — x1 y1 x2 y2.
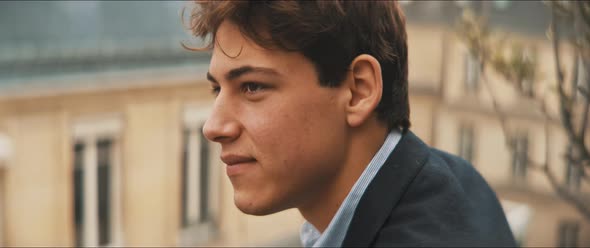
341 131 431 247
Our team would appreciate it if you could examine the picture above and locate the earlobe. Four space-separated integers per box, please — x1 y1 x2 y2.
346 54 383 127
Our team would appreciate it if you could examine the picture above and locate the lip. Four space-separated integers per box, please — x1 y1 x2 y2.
221 154 257 176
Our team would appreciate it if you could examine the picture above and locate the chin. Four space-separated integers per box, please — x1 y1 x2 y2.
234 194 287 216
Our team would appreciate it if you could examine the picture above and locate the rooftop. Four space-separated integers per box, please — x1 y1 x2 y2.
0 1 553 95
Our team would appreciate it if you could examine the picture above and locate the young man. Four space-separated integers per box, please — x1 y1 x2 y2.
189 1 516 247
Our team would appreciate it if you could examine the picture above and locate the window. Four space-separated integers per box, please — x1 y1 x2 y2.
0 169 4 246
72 117 123 247
464 52 480 92
565 144 582 192
521 79 534 97
178 106 219 246
73 143 84 247
0 134 11 165
575 56 587 102
181 126 211 227
458 124 475 163
565 161 582 192
511 133 528 181
0 133 11 247
557 220 579 247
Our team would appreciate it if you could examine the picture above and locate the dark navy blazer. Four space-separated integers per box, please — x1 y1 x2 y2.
341 131 516 247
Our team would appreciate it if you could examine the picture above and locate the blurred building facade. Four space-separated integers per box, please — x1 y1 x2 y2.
0 1 303 247
401 1 590 247
0 1 588 247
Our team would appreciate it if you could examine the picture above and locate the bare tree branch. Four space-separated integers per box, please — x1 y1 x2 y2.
577 1 590 30
544 106 551 171
542 162 590 222
480 70 514 151
580 101 590 138
583 163 590 183
570 4 590 148
552 4 566 89
550 1 574 19
579 86 590 100
457 2 590 222
563 151 590 184
525 149 590 222
552 5 590 164
524 157 590 222
538 53 590 223
571 48 580 101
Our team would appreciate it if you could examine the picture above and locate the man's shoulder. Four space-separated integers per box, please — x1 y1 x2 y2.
423 147 487 190
372 136 516 246
343 132 516 247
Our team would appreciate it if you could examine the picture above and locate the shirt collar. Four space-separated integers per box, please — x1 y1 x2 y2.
300 130 402 247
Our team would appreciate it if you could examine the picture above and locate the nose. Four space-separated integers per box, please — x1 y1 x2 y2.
202 95 241 144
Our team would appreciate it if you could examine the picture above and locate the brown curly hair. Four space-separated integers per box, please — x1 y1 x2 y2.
185 0 410 132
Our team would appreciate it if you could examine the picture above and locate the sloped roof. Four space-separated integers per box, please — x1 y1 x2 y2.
0 1 208 88
402 0 551 37
0 1 554 94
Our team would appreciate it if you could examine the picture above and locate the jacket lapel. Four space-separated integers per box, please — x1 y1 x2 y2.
341 131 431 247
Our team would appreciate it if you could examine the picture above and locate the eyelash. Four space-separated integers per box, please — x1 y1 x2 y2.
241 82 266 94
209 82 267 96
211 85 221 95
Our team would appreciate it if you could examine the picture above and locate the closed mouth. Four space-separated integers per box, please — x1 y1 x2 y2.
221 154 257 166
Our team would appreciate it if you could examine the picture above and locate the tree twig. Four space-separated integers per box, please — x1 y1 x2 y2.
457 2 590 222
552 5 590 163
577 1 590 30
563 151 590 184
542 161 590 222
480 69 514 151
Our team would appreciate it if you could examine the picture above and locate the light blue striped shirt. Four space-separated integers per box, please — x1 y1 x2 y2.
300 131 402 247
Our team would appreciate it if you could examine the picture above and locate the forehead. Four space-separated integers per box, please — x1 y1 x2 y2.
209 21 311 79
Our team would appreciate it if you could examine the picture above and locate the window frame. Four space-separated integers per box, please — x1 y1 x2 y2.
0 134 12 168
575 56 587 102
511 132 529 182
565 143 582 192
464 50 480 93
71 115 123 247
458 123 475 163
557 219 579 247
177 105 219 246
0 169 4 246
0 133 10 246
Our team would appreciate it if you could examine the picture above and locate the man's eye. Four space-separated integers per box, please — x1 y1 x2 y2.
210 86 221 96
241 82 266 94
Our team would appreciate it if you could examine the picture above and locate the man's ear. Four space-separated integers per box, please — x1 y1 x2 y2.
345 54 383 127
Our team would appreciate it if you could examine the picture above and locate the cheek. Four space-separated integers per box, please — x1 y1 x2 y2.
247 102 309 158
245 94 345 166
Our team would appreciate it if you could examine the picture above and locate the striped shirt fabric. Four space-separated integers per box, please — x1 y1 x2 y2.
300 130 402 247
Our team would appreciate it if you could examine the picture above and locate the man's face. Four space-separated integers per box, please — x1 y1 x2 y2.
203 21 350 215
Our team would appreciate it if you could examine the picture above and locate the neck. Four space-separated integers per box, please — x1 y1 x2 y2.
297 120 388 232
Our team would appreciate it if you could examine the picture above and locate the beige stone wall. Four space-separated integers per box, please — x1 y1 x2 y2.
1 111 72 246
123 100 182 246
435 104 570 195
407 24 445 91
409 94 438 145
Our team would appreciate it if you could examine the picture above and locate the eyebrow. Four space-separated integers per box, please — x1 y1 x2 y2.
206 66 281 83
